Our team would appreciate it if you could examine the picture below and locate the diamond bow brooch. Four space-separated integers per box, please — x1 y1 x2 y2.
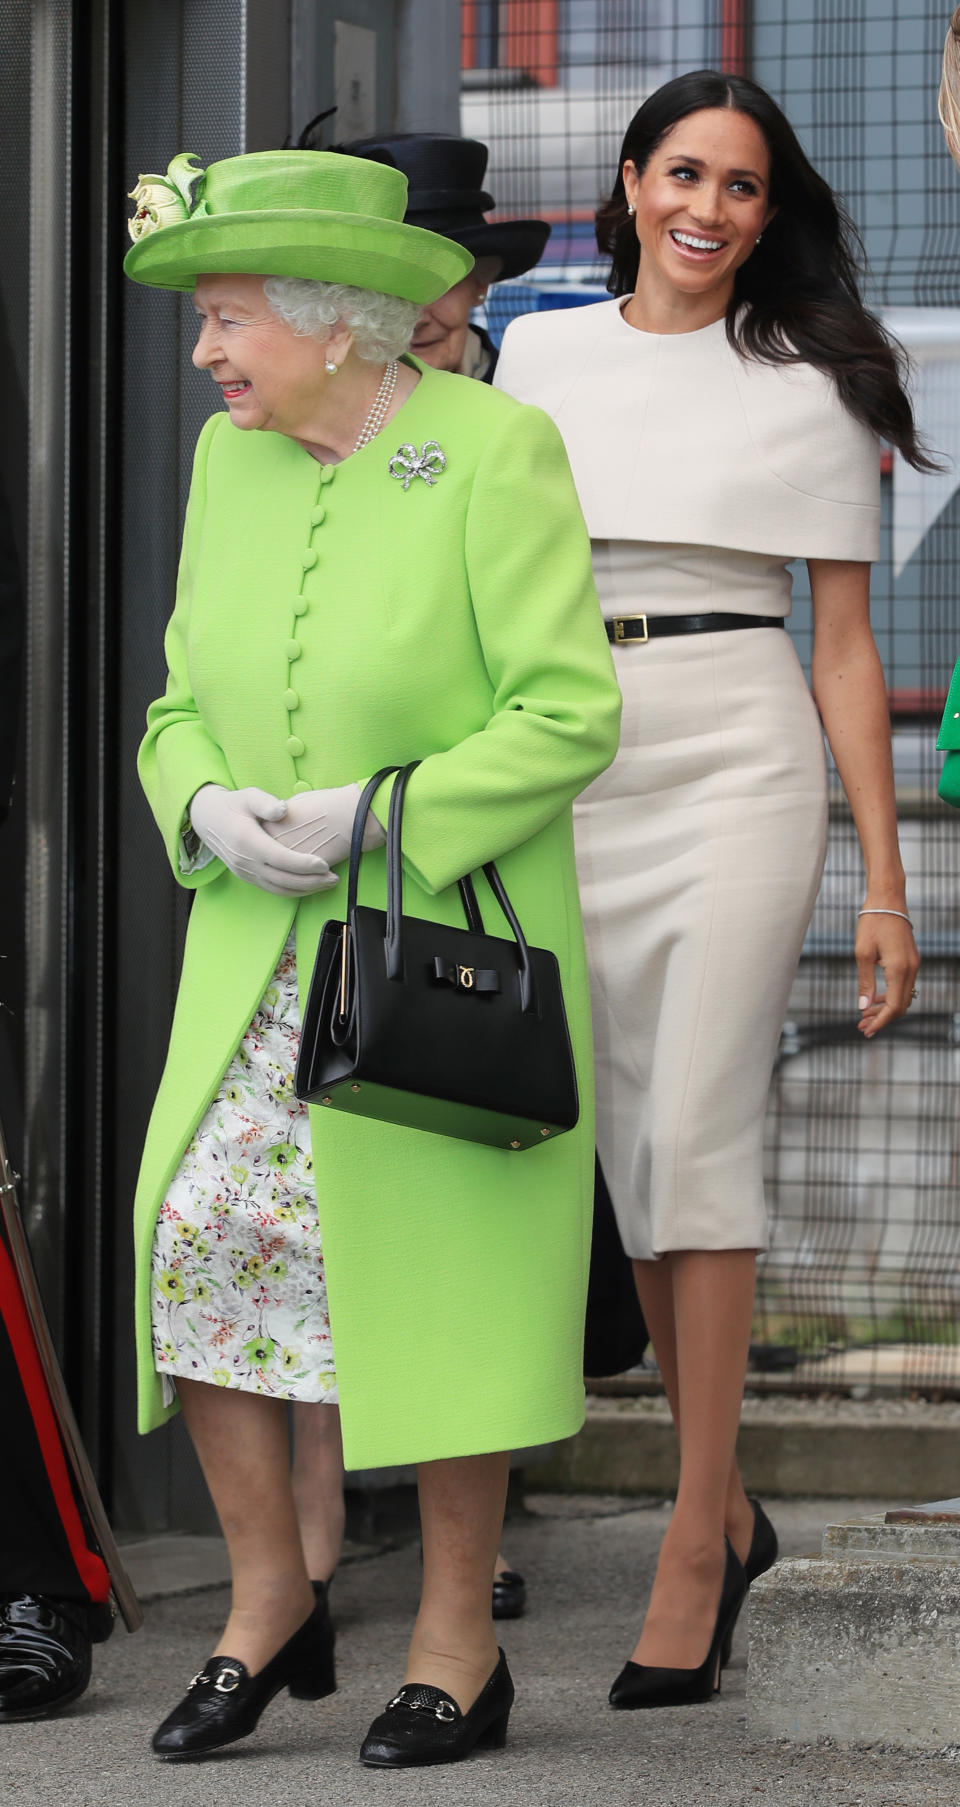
388 441 447 490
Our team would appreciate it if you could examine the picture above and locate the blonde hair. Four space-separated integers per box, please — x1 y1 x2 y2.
939 7 960 166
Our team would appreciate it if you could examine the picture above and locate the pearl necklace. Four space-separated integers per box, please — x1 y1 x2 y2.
352 358 398 453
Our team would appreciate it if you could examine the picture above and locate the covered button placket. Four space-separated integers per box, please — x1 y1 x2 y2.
286 464 335 793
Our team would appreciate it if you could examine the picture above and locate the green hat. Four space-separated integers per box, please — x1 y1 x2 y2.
123 149 473 302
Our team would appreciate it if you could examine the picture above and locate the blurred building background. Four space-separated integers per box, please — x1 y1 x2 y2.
0 1 956 1538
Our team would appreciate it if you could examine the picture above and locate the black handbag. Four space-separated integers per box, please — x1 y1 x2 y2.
294 763 579 1150
583 1157 650 1378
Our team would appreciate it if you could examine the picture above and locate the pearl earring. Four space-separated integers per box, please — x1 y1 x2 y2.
627 203 636 216
755 233 763 245
324 357 338 375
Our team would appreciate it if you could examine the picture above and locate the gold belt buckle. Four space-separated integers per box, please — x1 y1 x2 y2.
613 613 648 644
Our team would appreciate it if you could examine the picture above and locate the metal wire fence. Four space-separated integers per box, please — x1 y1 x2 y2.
462 1 960 1394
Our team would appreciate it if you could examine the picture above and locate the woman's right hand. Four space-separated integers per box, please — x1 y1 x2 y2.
189 785 340 896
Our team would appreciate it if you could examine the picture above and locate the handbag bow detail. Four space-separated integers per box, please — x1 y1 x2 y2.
388 441 447 490
432 957 501 994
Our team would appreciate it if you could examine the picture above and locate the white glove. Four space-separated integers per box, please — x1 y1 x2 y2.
188 785 340 896
263 782 386 868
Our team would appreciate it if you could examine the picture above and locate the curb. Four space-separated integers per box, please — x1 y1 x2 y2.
527 1402 960 1500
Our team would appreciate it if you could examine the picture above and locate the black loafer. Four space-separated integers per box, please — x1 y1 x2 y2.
492 1569 526 1620
360 1649 514 1768
151 1596 336 1760
0 1594 105 1722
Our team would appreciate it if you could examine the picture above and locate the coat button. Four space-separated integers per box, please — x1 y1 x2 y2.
286 639 302 659
311 504 326 526
284 688 300 711
301 548 318 570
292 597 309 617
318 465 335 485
286 735 305 758
292 779 311 794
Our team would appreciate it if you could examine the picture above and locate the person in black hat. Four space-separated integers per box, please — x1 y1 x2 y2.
338 133 550 381
0 1223 117 1719
0 471 119 1719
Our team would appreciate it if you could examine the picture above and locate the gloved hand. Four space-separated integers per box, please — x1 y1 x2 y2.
263 782 386 868
189 785 340 896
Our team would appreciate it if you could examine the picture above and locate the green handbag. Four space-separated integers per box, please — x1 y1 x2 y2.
937 657 960 808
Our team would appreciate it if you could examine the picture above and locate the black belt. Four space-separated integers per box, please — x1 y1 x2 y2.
605 612 785 644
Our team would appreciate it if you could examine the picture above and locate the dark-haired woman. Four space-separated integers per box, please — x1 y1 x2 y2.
496 70 922 1706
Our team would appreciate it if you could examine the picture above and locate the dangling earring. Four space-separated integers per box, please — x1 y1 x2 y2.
324 357 339 375
626 203 636 216
755 233 763 245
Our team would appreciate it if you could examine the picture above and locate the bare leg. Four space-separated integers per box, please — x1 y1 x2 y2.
406 1452 509 1710
291 1403 512 1590
629 1250 756 1668
291 1401 346 1583
177 1379 315 1673
633 1255 755 1566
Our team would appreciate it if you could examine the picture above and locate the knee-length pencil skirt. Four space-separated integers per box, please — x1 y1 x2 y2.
573 625 828 1260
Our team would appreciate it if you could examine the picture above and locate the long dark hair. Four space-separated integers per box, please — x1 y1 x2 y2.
596 70 935 471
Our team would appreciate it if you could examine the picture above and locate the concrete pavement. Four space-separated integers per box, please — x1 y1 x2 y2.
4 1495 959 1807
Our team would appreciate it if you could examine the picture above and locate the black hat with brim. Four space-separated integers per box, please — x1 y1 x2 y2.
336 133 551 282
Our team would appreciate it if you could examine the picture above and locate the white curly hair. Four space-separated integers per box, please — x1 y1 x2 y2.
263 277 421 361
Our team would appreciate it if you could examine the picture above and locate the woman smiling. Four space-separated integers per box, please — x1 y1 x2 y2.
125 148 620 1765
496 69 924 1706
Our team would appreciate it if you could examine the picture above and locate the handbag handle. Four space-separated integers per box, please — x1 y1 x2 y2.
345 766 484 935
347 767 402 919
384 762 538 1014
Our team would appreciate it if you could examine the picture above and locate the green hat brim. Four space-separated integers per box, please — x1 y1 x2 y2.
123 208 474 302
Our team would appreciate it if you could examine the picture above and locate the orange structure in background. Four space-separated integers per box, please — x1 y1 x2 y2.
463 2 746 86
462 2 558 87
720 0 747 75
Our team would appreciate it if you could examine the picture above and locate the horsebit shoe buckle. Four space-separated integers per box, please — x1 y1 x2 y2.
189 1664 242 1693
388 1689 457 1722
612 613 648 644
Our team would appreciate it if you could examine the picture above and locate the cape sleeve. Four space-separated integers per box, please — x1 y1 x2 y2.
492 312 538 405
137 413 236 887
362 400 623 894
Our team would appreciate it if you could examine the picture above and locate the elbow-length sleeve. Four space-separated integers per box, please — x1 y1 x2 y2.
369 401 622 893
137 414 235 887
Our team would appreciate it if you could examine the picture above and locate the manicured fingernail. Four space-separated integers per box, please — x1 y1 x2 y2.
858 996 869 1010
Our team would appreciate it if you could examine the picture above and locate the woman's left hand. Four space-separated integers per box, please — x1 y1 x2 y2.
264 783 386 867
855 911 920 1037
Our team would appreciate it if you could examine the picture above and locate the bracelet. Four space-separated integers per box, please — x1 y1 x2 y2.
858 908 914 928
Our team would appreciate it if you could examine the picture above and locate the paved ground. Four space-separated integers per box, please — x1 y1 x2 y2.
4 1495 959 1807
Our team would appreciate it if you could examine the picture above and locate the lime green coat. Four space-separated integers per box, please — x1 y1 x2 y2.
135 361 621 1468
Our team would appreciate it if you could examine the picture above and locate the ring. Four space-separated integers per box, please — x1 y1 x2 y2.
909 988 919 1006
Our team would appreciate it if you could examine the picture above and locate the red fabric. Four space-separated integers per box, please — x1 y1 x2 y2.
0 1237 110 1603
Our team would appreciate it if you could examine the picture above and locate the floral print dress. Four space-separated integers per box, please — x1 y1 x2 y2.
150 935 338 1406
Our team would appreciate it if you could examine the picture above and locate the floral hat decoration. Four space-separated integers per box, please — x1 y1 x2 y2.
124 148 473 303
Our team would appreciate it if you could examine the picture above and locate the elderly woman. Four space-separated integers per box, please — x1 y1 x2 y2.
125 149 620 1765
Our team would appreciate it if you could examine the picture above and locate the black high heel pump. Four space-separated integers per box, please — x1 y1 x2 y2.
608 1539 746 1710
151 1594 336 1759
720 1497 778 1668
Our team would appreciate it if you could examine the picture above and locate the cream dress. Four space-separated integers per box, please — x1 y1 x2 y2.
495 301 880 1259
